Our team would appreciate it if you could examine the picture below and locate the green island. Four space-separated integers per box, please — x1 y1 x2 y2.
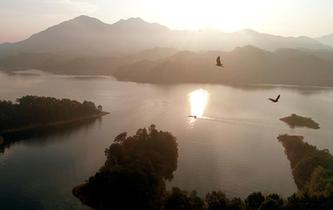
73 126 333 210
0 95 108 137
280 114 320 129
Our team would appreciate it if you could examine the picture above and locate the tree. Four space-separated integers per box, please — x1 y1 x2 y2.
245 192 265 210
258 198 282 210
227 198 246 210
165 188 205 210
73 125 179 210
206 191 228 210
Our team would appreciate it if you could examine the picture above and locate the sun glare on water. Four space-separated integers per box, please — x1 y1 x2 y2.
189 89 209 120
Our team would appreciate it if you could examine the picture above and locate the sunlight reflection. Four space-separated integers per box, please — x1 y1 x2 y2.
188 89 209 123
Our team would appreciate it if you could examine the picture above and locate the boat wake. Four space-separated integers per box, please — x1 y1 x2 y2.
196 116 277 128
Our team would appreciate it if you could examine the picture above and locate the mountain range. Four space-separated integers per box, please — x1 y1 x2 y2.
1 15 333 86
0 15 333 58
114 46 333 86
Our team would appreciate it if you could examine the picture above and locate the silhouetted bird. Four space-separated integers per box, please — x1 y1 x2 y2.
268 94 280 103
216 56 224 67
188 115 197 119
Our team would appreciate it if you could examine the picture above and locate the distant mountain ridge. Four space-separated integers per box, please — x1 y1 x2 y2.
0 15 332 59
2 46 333 86
114 45 333 86
317 33 333 47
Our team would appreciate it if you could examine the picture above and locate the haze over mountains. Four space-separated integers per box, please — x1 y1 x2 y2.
115 46 333 86
1 15 333 86
317 33 333 47
1 15 333 56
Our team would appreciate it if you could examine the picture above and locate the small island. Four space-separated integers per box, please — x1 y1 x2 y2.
280 113 320 129
0 95 109 137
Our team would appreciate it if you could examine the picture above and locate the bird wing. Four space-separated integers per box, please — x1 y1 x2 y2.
276 94 280 100
268 98 275 102
216 56 221 64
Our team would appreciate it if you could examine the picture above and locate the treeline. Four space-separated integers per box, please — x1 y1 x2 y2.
0 95 102 131
164 188 333 210
73 126 333 210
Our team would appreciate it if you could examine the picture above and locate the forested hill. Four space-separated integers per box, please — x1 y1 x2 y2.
0 95 107 133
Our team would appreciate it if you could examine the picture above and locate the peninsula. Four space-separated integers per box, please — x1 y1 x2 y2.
0 95 109 136
278 134 333 195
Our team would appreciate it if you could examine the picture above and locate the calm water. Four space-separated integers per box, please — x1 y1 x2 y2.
1 70 333 209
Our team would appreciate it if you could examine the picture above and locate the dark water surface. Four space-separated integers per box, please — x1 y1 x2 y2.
1 70 333 209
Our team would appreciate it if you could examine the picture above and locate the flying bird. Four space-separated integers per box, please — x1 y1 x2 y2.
268 94 280 103
216 56 224 68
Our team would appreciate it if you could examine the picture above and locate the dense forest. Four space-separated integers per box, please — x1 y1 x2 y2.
73 127 333 210
73 125 178 210
0 95 104 132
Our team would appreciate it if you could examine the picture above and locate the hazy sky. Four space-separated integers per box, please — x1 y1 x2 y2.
1 0 333 43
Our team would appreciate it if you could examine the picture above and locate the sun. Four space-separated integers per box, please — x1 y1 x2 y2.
189 89 209 118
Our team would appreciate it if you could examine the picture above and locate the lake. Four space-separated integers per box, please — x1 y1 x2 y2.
1 70 333 210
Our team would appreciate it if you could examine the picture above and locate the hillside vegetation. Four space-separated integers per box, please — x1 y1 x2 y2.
0 95 106 133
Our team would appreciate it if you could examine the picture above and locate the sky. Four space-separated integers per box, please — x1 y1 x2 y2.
1 0 333 43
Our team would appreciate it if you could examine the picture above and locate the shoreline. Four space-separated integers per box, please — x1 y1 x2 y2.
3 70 333 89
0 111 109 137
